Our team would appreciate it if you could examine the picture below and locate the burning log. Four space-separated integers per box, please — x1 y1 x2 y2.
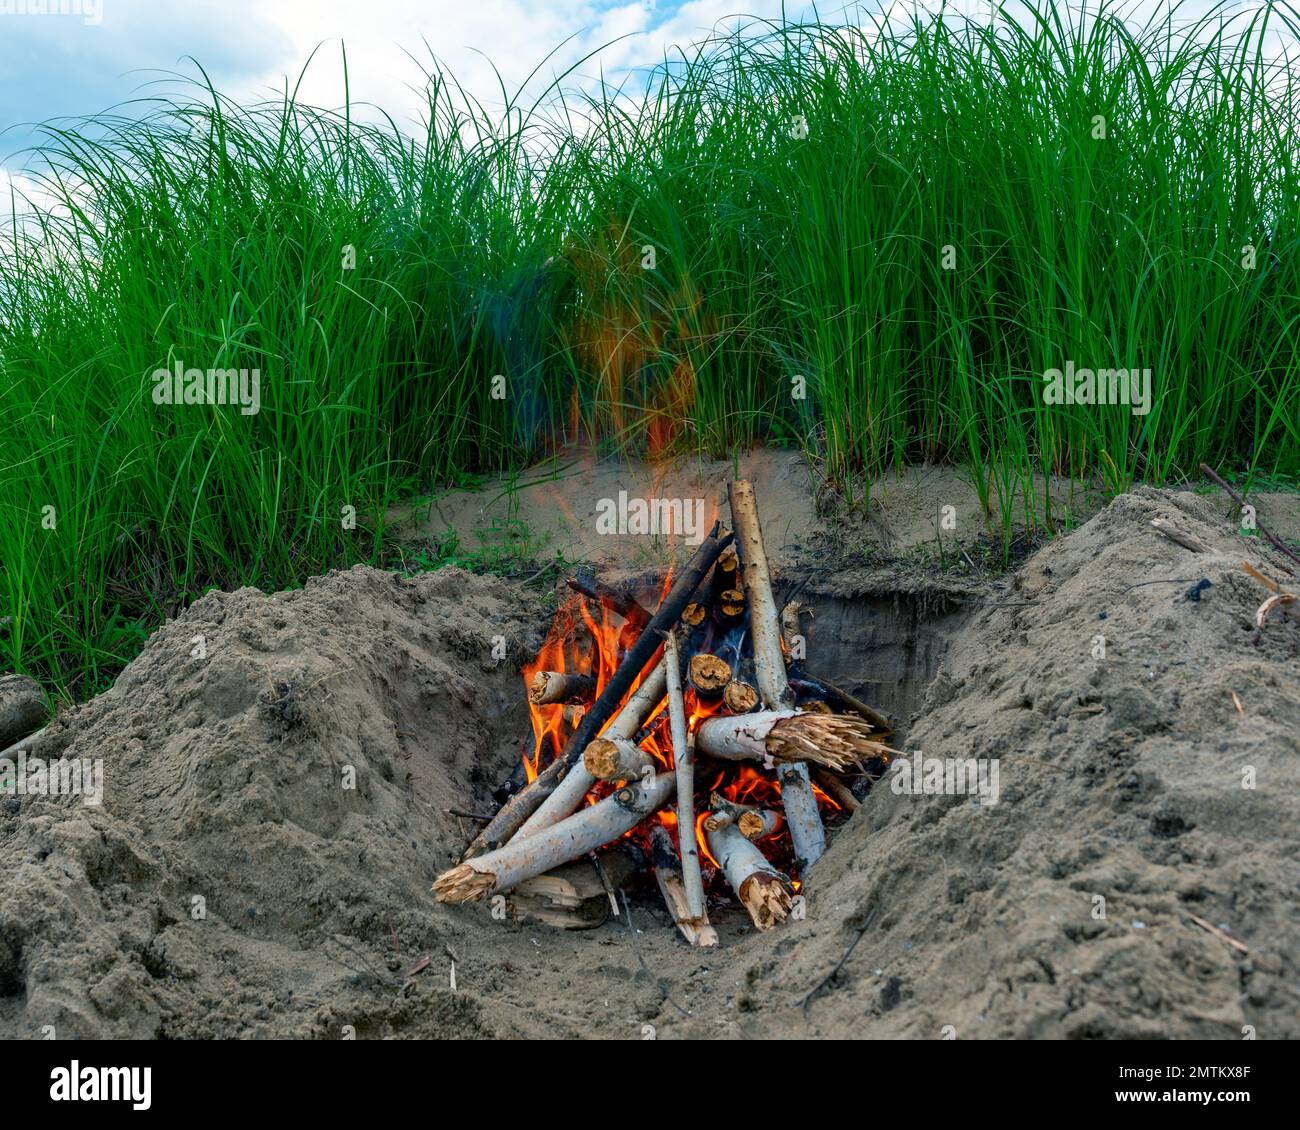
778 762 825 869
687 653 732 698
462 523 733 859
717 589 746 624
709 544 741 603
583 736 652 782
529 671 596 706
649 825 718 947
664 632 707 924
695 709 881 772
435 772 676 903
723 679 759 714
518 659 667 837
727 480 825 871
682 602 708 628
706 820 792 931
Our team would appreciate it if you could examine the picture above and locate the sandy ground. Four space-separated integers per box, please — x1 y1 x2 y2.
392 448 1300 578
1 483 1296 1039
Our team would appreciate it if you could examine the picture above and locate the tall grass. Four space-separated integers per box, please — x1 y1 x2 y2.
2 2 1299 699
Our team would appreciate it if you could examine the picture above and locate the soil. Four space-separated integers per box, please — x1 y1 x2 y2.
1 485 1296 1039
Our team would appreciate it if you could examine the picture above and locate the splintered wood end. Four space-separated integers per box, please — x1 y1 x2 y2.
433 864 496 904
739 873 793 930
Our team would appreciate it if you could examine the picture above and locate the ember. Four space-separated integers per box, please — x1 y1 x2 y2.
433 480 898 941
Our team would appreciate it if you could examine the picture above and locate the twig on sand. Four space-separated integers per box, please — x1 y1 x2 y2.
1186 913 1249 955
1200 463 1300 569
621 891 689 1017
801 907 877 1015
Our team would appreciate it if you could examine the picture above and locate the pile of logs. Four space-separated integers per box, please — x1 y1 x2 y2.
433 480 895 942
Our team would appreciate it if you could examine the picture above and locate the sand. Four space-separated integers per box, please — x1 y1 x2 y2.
1 486 1296 1039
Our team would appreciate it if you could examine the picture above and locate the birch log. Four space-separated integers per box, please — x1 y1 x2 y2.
435 773 676 902
583 736 652 782
687 653 731 698
706 821 792 931
703 792 751 832
728 479 825 869
723 680 759 714
664 632 705 922
529 671 596 705
727 481 794 712
778 762 824 868
738 808 782 842
694 709 886 771
516 659 667 837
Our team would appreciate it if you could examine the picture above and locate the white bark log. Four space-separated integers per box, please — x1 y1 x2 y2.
583 736 652 782
778 761 825 868
706 821 792 931
729 479 823 869
529 671 596 705
664 632 705 922
434 772 676 902
738 808 782 841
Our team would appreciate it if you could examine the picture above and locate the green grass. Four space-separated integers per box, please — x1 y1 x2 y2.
2 2 1299 701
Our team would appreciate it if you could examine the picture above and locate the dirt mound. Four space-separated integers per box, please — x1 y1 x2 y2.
2 488 1296 1039
0 566 546 1038
698 486 1299 1039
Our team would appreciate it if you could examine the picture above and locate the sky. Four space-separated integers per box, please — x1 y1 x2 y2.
0 1 827 182
0 0 1285 203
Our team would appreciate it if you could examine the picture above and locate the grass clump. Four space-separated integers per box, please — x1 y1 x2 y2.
2 2 1299 698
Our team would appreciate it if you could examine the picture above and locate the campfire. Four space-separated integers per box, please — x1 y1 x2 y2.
434 480 898 942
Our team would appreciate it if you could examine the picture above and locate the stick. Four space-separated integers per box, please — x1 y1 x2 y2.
664 632 705 922
649 825 718 947
435 773 676 902
1200 463 1300 569
463 524 731 858
516 659 667 838
789 675 891 732
801 908 876 1013
706 820 792 931
812 767 860 813
528 671 596 705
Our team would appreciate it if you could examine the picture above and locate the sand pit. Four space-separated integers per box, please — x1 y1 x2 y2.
1 487 1296 1039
